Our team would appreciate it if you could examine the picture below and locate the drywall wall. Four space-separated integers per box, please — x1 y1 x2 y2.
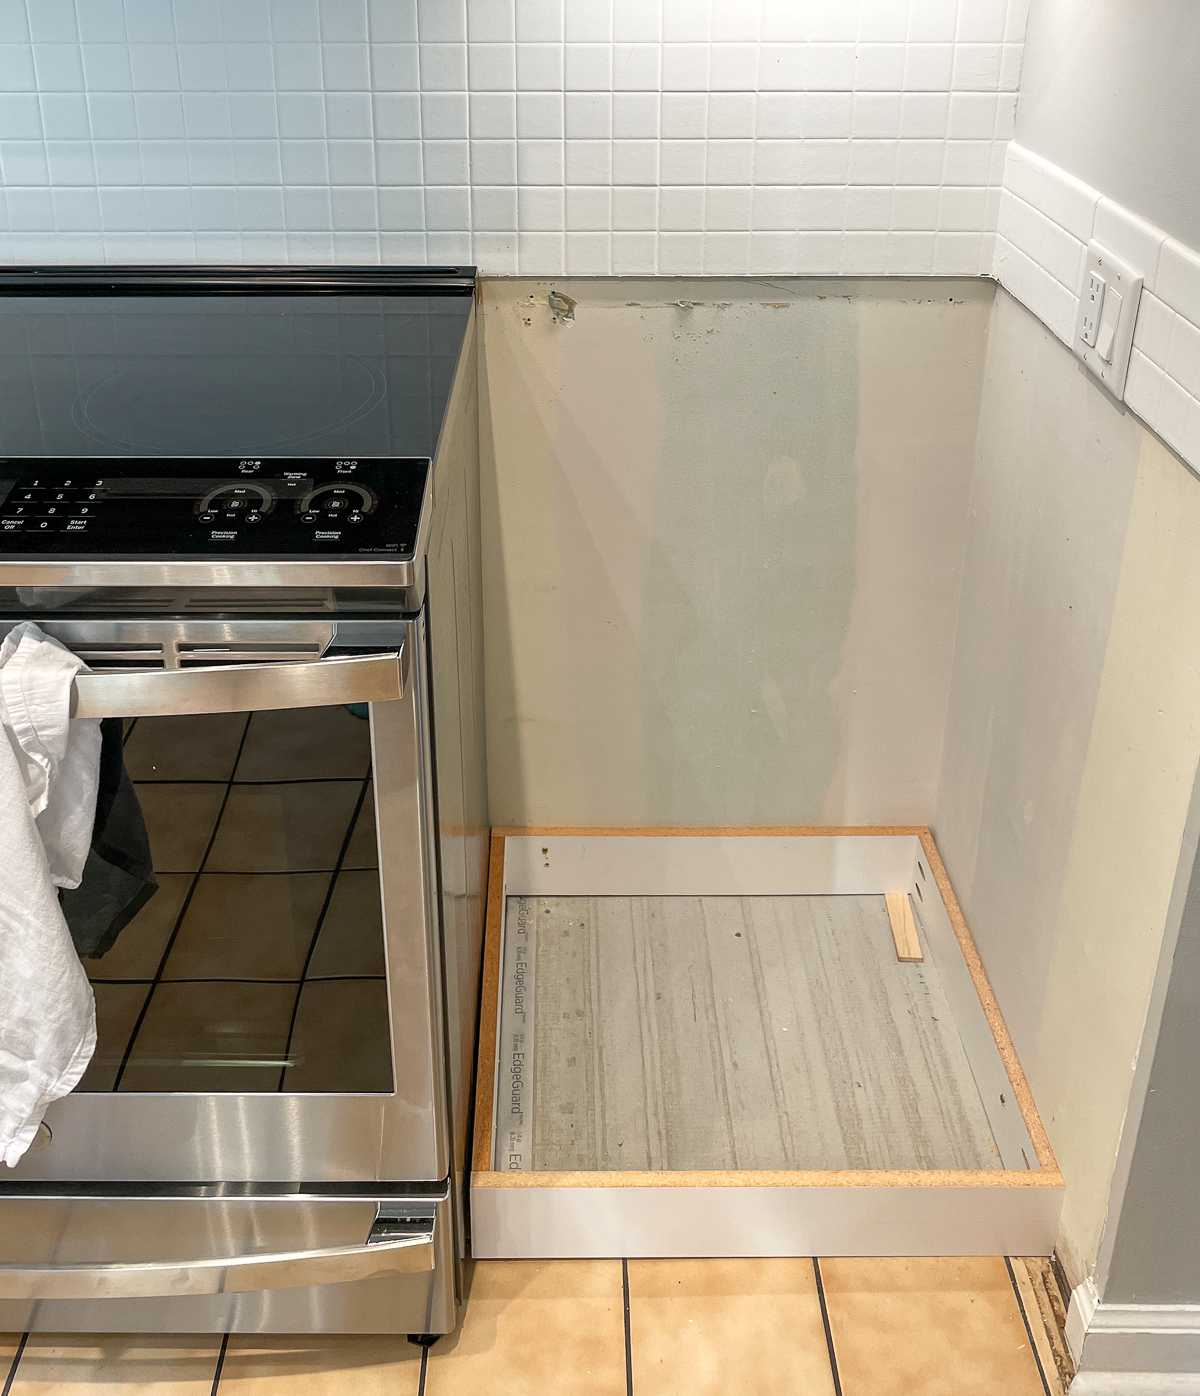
0 0 1025 274
479 276 990 827
1015 0 1200 252
936 287 1200 1286
1103 815 1200 1305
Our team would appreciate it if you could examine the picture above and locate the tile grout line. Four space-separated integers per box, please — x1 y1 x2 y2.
276 769 374 1091
208 1333 230 1396
418 1344 428 1396
812 1258 844 1396
1005 1257 1053 1396
1 1333 28 1396
111 714 254 1091
622 1257 634 1396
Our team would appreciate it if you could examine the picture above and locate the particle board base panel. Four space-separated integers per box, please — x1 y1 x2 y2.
470 828 1064 1260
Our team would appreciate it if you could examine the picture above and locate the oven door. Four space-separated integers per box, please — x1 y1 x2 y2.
1 618 448 1185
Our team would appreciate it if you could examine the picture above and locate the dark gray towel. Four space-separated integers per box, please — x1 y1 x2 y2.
61 717 158 960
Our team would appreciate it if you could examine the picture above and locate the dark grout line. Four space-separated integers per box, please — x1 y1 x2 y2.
149 867 377 877
1 1333 28 1396
622 1258 634 1396
208 1332 230 1396
418 1344 428 1396
1005 1257 1053 1396
112 715 254 1091
276 770 373 1092
133 777 370 786
90 975 388 986
812 1259 844 1396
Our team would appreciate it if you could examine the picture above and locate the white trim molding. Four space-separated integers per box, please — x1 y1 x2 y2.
1068 1277 1200 1389
994 143 1200 477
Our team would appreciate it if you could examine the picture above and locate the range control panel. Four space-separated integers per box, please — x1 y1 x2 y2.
0 457 429 556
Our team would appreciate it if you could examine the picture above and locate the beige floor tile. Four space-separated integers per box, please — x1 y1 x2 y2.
426 1260 626 1396
820 1256 1046 1396
9 1334 222 1395
306 871 386 977
138 785 226 874
162 873 331 980
628 1258 837 1396
83 875 192 982
234 706 372 782
219 1335 422 1396
2 1335 20 1371
342 785 377 870
118 981 295 1092
207 784 362 873
123 713 249 782
283 979 392 1093
77 983 151 1092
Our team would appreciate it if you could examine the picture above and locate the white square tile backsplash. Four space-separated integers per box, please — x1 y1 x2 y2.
0 0 1027 272
996 143 1200 478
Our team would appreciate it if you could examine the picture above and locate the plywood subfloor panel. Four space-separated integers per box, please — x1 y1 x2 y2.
496 895 1001 1173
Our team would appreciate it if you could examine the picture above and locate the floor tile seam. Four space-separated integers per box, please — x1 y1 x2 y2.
133 777 371 786
1005 1256 1054 1396
152 867 378 876
111 714 255 1089
622 1257 634 1396
277 771 375 1090
209 1332 230 1396
812 1258 845 1396
93 975 389 985
1 1334 27 1396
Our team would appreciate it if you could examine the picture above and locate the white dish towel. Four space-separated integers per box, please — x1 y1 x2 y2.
0 622 101 1166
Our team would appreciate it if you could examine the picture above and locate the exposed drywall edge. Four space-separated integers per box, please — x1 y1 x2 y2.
1089 757 1200 1298
1031 426 1200 1290
993 143 1200 476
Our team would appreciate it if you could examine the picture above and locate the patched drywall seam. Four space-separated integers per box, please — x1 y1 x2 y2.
634 291 857 826
822 286 991 825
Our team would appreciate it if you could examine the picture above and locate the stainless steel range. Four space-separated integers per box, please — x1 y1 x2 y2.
0 267 488 1338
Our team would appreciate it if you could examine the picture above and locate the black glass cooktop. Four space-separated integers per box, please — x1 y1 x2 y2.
0 457 428 557
0 274 472 460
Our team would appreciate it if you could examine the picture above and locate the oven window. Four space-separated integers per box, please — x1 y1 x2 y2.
73 703 393 1094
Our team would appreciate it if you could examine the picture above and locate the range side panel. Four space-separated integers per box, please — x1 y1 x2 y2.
427 299 490 1270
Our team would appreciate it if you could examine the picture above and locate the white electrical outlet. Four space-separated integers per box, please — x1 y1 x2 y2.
1073 241 1143 401
1080 271 1105 346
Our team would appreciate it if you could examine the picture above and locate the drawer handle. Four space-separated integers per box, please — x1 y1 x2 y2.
0 1221 433 1299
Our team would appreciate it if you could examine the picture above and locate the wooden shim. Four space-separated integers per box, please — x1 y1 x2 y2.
886 891 923 962
470 832 507 1176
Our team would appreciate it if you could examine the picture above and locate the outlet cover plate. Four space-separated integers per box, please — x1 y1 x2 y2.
1074 239 1143 401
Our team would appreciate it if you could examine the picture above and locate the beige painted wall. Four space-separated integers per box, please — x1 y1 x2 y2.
479 277 991 828
936 289 1200 1284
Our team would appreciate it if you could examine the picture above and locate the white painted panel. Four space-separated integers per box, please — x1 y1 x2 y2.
503 834 922 898
908 854 1041 1172
470 1182 1063 1260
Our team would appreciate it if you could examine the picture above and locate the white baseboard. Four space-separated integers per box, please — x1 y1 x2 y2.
1070 1277 1200 1384
1071 1376 1200 1395
1068 1277 1100 1364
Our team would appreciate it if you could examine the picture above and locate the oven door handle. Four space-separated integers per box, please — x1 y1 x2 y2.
70 649 405 720
0 1224 434 1300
